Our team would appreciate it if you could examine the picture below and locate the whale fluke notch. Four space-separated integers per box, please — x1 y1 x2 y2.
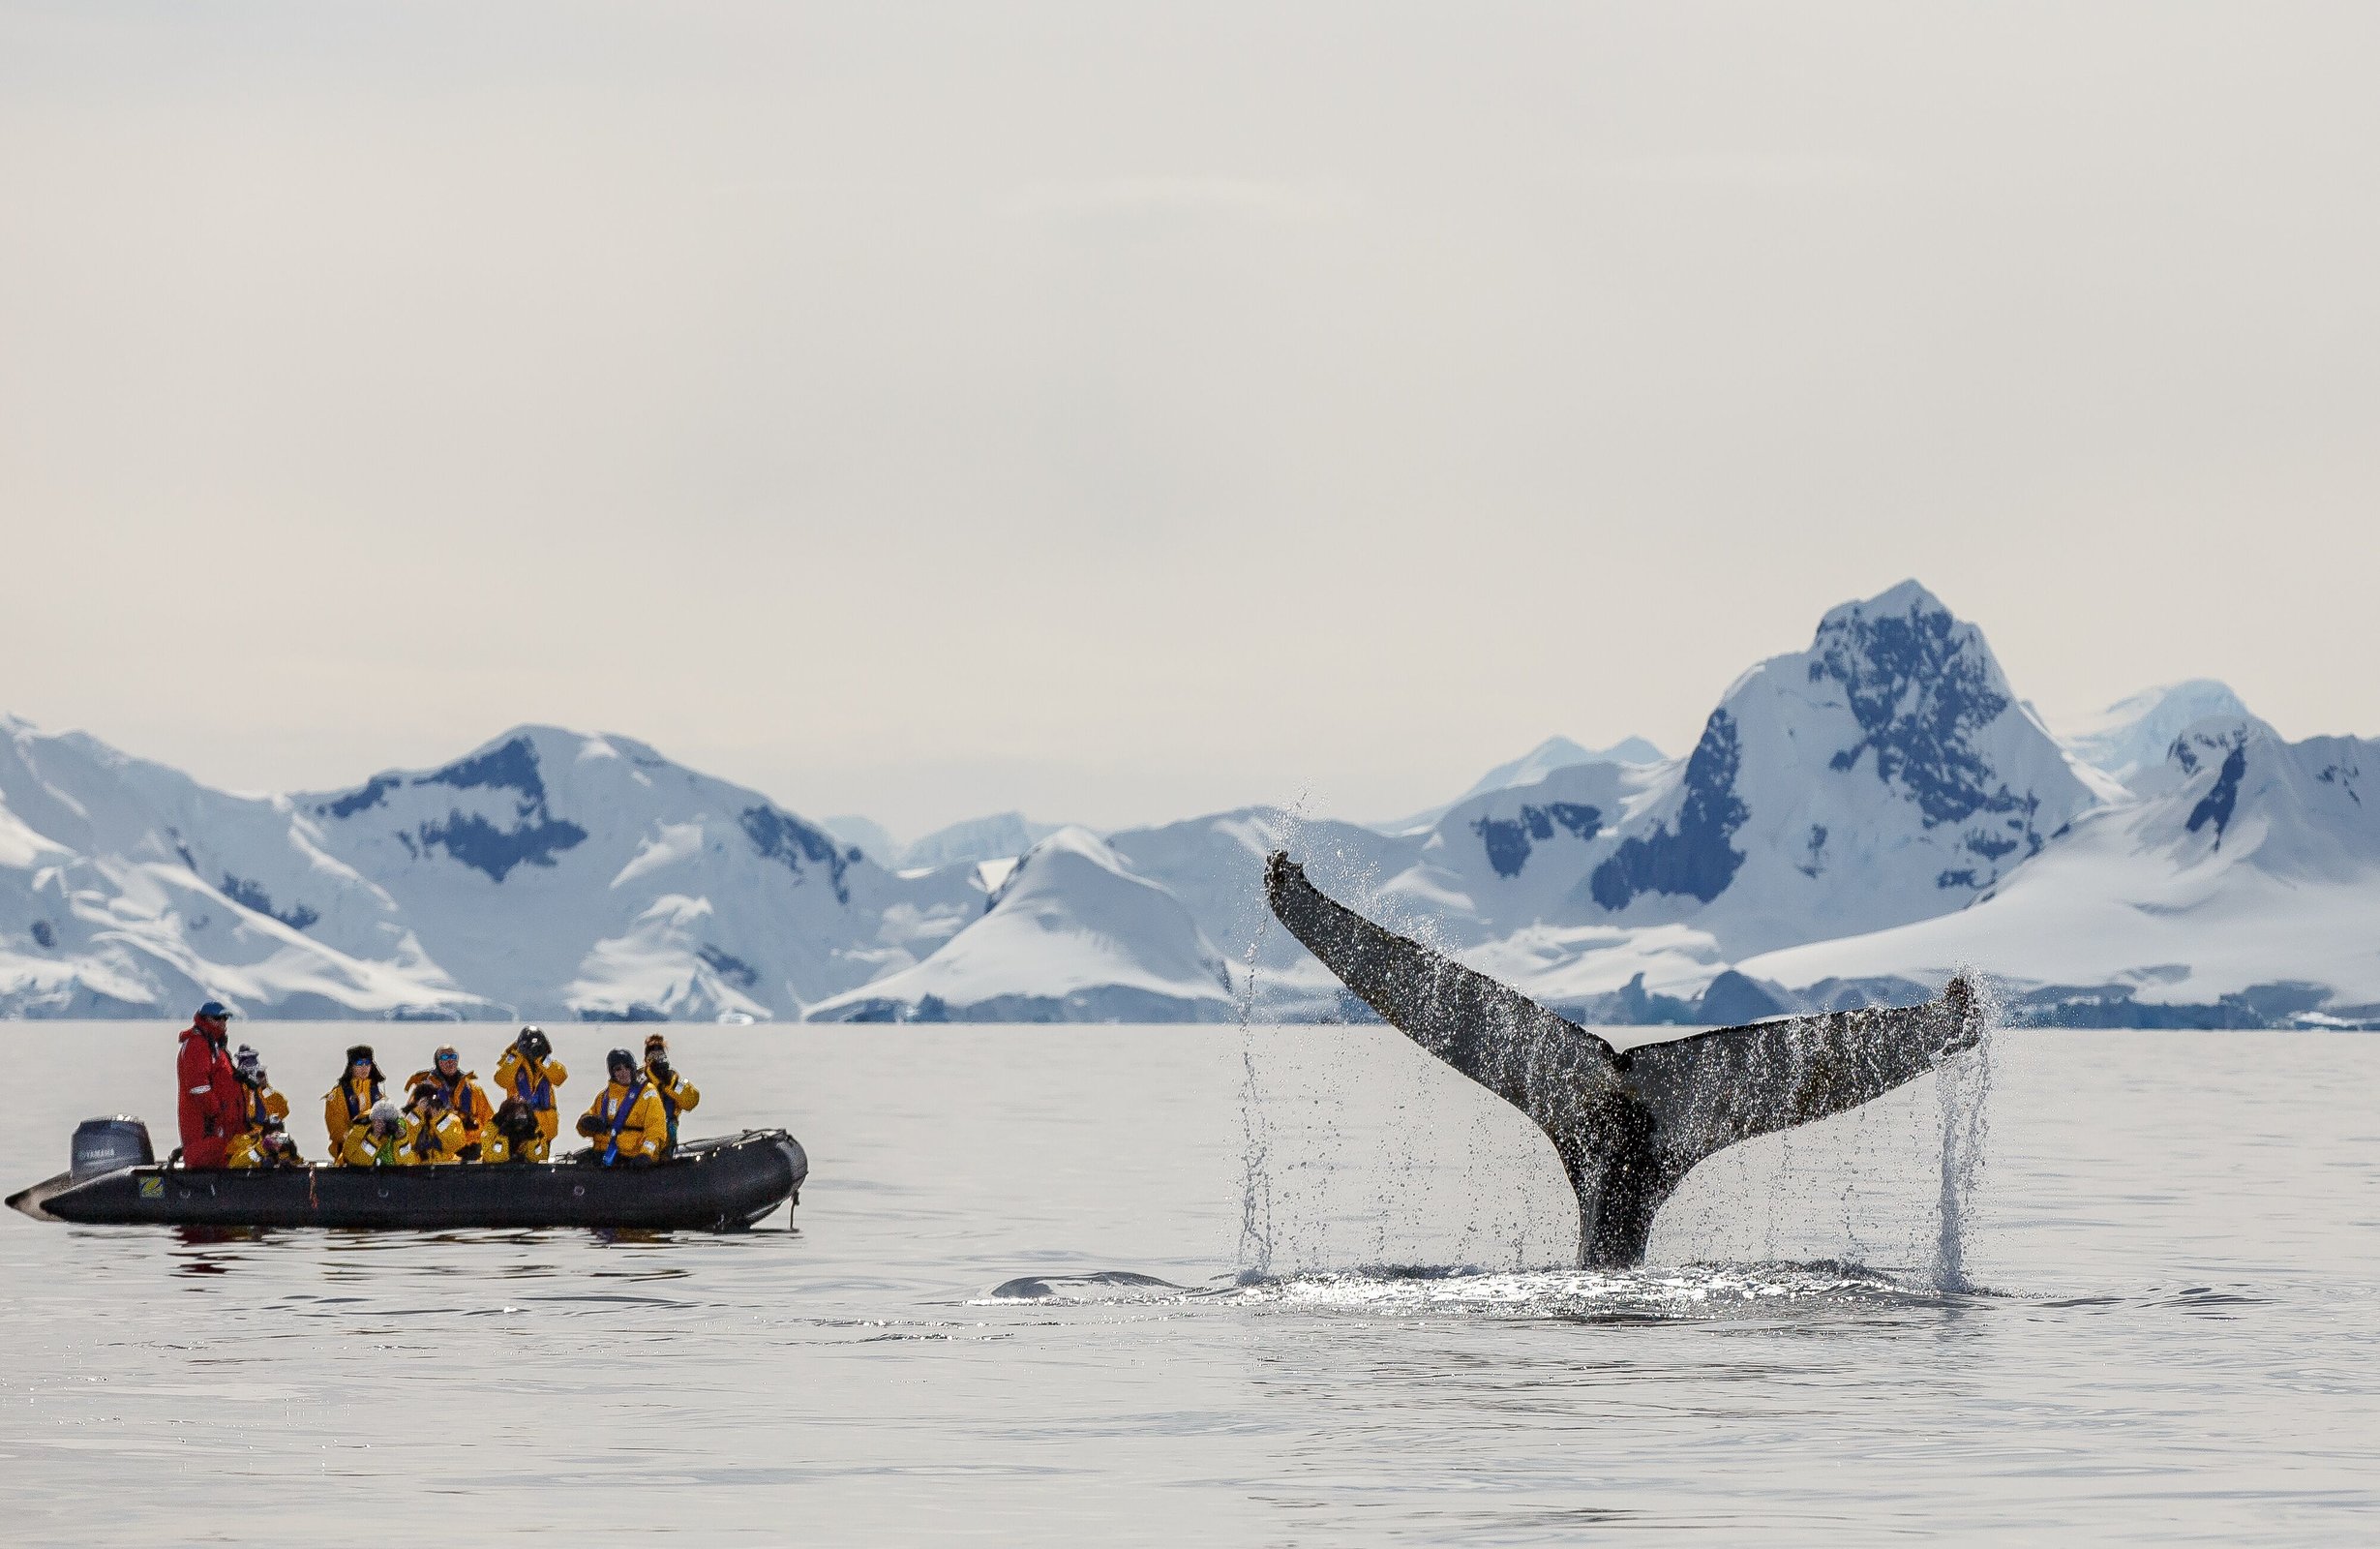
1263 851 1981 1266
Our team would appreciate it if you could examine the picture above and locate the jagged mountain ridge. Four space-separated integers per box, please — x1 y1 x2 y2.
5 582 2375 1025
0 721 982 1020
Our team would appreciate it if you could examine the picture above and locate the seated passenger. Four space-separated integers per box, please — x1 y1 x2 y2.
404 1082 468 1166
492 1027 567 1152
227 1121 300 1169
483 1097 547 1164
339 1098 415 1168
226 1046 304 1169
406 1044 494 1161
323 1045 385 1158
641 1033 700 1156
574 1048 667 1166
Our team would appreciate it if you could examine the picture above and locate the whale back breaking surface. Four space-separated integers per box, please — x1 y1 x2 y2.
1262 853 1978 1266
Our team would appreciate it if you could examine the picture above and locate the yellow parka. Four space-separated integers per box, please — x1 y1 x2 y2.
241 1082 291 1135
339 1114 418 1168
492 1049 569 1143
644 1063 701 1154
226 1083 299 1169
323 1075 383 1155
401 1107 468 1166
482 1129 549 1165
226 1129 300 1169
406 1068 494 1151
580 1078 667 1164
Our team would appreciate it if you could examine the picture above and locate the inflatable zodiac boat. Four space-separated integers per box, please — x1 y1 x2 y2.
8 1117 806 1231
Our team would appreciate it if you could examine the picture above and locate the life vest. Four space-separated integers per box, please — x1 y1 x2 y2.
341 1075 382 1123
512 1059 555 1112
601 1079 648 1166
422 1071 484 1134
354 1124 402 1167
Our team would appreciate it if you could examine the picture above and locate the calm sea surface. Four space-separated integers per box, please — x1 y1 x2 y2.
3 1023 2375 1545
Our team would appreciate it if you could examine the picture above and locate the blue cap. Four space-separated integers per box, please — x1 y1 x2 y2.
196 1000 232 1020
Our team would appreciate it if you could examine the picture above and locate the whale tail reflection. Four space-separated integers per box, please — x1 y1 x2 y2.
1263 852 1981 1267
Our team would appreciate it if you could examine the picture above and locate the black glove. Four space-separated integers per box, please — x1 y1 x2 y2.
576 1113 604 1138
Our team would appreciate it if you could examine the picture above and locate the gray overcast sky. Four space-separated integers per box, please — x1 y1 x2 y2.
3 2 2375 837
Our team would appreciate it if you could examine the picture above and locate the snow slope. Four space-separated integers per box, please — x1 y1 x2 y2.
1741 714 2380 1023
2058 680 2253 788
0 716 491 1018
898 812 1062 870
1383 734 1664 833
805 828 1235 1022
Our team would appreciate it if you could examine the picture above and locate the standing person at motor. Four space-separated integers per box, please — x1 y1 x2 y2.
482 1098 547 1164
406 1045 494 1160
226 1046 304 1169
574 1048 667 1166
492 1027 567 1152
641 1033 701 1156
322 1046 385 1157
339 1098 414 1168
404 1082 468 1166
174 1001 246 1169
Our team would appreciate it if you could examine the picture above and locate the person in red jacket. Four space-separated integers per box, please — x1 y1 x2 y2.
175 1000 245 1168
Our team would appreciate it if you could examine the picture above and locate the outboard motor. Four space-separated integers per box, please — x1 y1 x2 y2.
71 1116 154 1180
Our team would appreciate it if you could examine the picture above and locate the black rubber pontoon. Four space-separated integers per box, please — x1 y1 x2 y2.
9 1129 806 1231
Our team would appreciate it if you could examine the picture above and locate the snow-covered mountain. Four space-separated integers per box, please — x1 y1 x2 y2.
289 728 992 1021
898 812 1063 871
0 721 982 1021
1382 734 1664 834
2057 680 2253 788
806 828 1235 1022
1743 712 2380 1025
1222 582 2107 1017
0 715 498 1019
6 581 2374 1026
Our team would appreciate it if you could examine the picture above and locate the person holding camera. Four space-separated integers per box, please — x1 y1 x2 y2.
339 1098 414 1168
226 1045 304 1168
403 1082 468 1166
492 1026 567 1152
482 1097 548 1164
641 1033 701 1156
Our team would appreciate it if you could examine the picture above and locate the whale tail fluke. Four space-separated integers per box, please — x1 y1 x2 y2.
1263 851 1984 1267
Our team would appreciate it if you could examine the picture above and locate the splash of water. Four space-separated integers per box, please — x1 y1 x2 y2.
1232 793 1310 1278
1930 976 2001 1292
